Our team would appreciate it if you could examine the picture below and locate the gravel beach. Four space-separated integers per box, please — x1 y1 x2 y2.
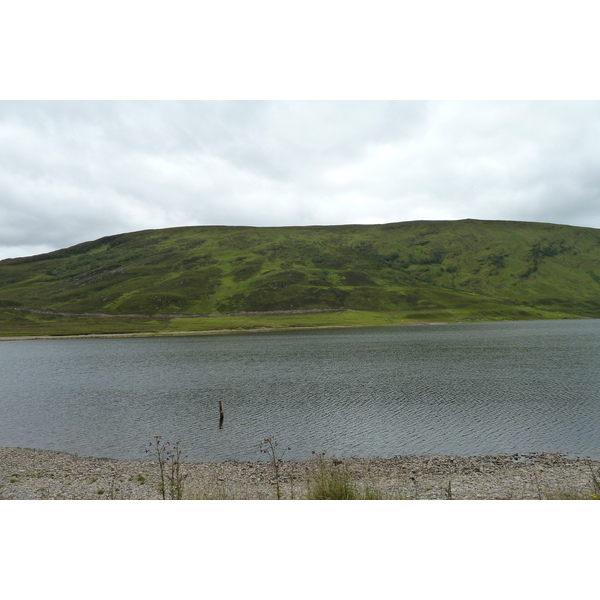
2 446 599 500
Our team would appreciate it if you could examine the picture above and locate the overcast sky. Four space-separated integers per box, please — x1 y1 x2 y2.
1 100 599 260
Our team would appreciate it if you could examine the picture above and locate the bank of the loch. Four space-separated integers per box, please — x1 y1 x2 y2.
1 447 599 500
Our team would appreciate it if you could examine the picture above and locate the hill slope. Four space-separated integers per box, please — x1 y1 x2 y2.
2 219 600 335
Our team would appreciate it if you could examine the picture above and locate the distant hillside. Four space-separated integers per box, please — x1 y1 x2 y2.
2 219 600 335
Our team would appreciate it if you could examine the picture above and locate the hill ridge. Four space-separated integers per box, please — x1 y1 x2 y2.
2 219 600 335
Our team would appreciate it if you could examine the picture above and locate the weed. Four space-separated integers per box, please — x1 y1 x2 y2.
532 467 544 500
289 464 298 500
108 466 120 499
146 436 188 499
546 491 583 500
137 474 146 485
588 462 600 499
362 485 384 500
259 436 289 500
306 451 382 500
146 436 169 499
191 482 234 500
307 451 355 499
444 480 453 500
166 441 188 500
410 474 419 500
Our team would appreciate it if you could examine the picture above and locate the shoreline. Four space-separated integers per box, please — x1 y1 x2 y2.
0 321 446 341
2 446 598 500
2 315 592 342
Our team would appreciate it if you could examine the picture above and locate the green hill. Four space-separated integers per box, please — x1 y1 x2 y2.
2 219 600 336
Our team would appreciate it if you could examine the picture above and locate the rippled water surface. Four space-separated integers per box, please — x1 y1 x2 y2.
1 320 599 461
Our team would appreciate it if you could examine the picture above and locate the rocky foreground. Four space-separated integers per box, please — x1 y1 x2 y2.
1 446 599 500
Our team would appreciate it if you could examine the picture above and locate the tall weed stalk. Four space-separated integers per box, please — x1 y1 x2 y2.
260 436 289 500
146 436 188 500
589 461 600 499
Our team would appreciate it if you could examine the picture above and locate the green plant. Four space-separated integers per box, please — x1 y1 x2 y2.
409 475 419 500
289 464 298 500
259 436 289 500
167 441 188 500
362 485 384 500
307 451 354 499
147 436 169 499
108 466 120 499
306 451 383 500
532 468 543 500
146 436 189 499
588 462 600 499
189 481 234 500
444 479 453 500
546 491 582 500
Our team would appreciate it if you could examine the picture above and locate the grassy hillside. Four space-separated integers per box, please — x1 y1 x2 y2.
2 219 600 336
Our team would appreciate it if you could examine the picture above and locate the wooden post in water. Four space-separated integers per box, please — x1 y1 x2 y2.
219 400 224 428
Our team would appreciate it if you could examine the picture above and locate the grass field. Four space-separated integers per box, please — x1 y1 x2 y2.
0 306 581 338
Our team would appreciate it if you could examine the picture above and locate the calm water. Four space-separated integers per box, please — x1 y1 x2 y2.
1 320 599 461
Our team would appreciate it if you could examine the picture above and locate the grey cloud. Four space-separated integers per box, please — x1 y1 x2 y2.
1 101 600 260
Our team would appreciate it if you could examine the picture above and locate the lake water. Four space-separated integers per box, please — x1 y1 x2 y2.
1 320 599 462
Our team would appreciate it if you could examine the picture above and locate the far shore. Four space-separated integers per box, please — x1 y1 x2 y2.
0 321 447 341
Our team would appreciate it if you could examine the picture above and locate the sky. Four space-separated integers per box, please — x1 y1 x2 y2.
2 1 600 265
1 99 600 260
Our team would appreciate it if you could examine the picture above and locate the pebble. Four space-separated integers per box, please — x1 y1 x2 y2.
1 446 598 500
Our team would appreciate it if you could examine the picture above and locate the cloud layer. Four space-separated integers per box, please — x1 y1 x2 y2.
1 100 599 260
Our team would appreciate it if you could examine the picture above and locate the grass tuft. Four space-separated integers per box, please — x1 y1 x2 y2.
306 452 384 500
